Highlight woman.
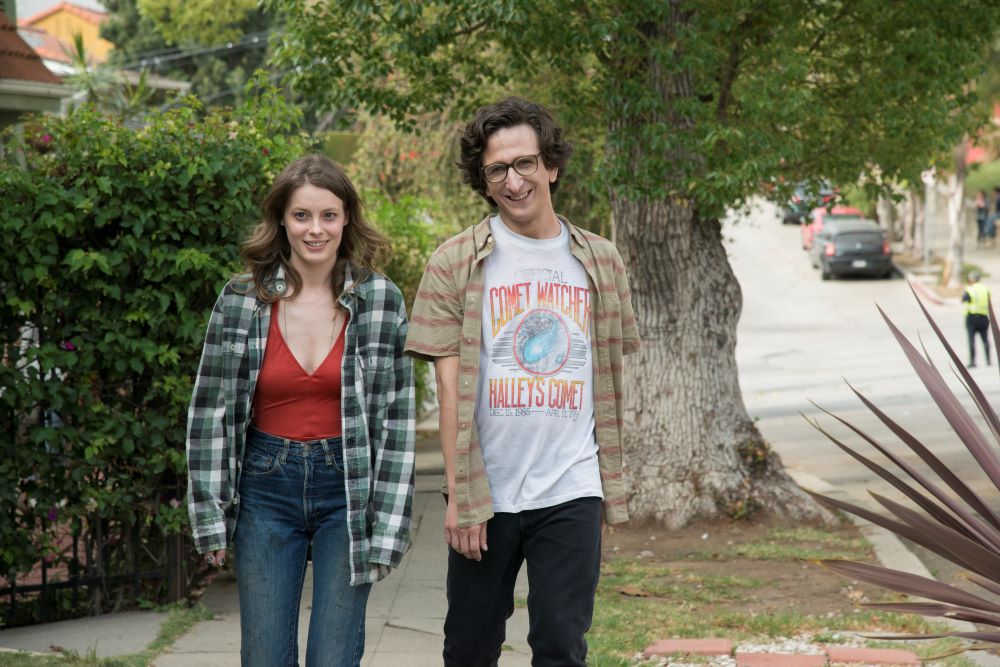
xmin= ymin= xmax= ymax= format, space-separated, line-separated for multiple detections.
xmin=186 ymin=154 xmax=415 ymax=666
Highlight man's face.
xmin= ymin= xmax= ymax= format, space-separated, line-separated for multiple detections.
xmin=482 ymin=124 xmax=558 ymax=234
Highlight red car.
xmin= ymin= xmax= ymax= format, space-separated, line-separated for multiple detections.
xmin=801 ymin=205 xmax=864 ymax=250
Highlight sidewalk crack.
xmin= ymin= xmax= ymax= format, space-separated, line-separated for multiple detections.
xmin=384 ymin=622 xmax=438 ymax=636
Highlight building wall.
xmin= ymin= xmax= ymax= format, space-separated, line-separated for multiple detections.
xmin=30 ymin=9 xmax=112 ymax=62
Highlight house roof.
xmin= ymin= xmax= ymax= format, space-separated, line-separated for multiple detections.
xmin=19 ymin=2 xmax=108 ymax=27
xmin=18 ymin=26 xmax=73 ymax=64
xmin=0 ymin=10 xmax=62 ymax=84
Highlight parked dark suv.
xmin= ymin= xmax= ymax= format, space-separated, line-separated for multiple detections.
xmin=811 ymin=218 xmax=892 ymax=280
xmin=781 ymin=183 xmax=837 ymax=225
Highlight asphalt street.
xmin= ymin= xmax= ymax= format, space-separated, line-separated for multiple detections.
xmin=727 ymin=199 xmax=1000 ymax=504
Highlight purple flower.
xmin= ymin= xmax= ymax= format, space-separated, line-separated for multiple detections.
xmin=61 ymin=340 xmax=77 ymax=351
xmin=47 ymin=506 xmax=58 ymax=521
xmin=41 ymin=134 xmax=52 ymax=144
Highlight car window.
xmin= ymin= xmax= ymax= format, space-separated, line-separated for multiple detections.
xmin=835 ymin=232 xmax=882 ymax=245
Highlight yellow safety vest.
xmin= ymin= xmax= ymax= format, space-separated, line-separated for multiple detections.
xmin=964 ymin=282 xmax=990 ymax=317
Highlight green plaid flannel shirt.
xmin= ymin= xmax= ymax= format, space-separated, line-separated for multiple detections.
xmin=186 ymin=265 xmax=415 ymax=586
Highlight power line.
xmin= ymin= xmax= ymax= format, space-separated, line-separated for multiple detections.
xmin=157 ymin=68 xmax=290 ymax=111
xmin=118 ymin=29 xmax=280 ymax=71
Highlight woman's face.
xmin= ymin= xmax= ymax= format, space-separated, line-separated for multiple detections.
xmin=282 ymin=183 xmax=347 ymax=275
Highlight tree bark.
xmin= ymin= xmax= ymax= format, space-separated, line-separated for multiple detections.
xmin=944 ymin=142 xmax=967 ymax=289
xmin=611 ymin=196 xmax=832 ymax=527
xmin=903 ymin=190 xmax=926 ymax=257
xmin=876 ymin=196 xmax=895 ymax=240
xmin=607 ymin=2 xmax=832 ymax=527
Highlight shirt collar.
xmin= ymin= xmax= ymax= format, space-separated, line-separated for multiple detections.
xmin=473 ymin=213 xmax=584 ymax=260
xmin=263 ymin=262 xmax=364 ymax=300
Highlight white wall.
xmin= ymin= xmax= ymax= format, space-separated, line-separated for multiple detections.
xmin=17 ymin=0 xmax=106 ymax=20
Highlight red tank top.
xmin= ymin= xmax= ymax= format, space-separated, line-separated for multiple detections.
xmin=252 ymin=301 xmax=344 ymax=439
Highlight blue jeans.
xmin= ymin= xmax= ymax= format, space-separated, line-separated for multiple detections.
xmin=234 ymin=426 xmax=371 ymax=667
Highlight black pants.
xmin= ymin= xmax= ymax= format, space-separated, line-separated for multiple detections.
xmin=442 ymin=496 xmax=603 ymax=667
xmin=967 ymin=314 xmax=990 ymax=365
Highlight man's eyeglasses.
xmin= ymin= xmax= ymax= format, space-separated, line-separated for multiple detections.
xmin=482 ymin=153 xmax=542 ymax=183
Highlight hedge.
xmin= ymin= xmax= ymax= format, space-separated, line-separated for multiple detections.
xmin=0 ymin=87 xmax=307 ymax=624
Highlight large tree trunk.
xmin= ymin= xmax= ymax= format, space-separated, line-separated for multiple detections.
xmin=605 ymin=2 xmax=831 ymax=527
xmin=611 ymin=197 xmax=832 ymax=526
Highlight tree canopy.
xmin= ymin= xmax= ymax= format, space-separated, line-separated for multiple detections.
xmin=270 ymin=0 xmax=998 ymax=211
xmin=269 ymin=0 xmax=1000 ymax=525
xmin=101 ymin=0 xmax=273 ymax=104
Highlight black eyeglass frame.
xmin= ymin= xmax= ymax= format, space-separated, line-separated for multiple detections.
xmin=481 ymin=153 xmax=543 ymax=184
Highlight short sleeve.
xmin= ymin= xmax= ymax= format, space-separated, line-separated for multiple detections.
xmin=404 ymin=246 xmax=464 ymax=361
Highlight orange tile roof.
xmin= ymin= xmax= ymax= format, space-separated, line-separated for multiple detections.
xmin=19 ymin=2 xmax=108 ymax=28
xmin=18 ymin=26 xmax=74 ymax=64
xmin=0 ymin=10 xmax=63 ymax=84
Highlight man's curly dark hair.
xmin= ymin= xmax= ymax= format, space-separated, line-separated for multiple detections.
xmin=457 ymin=97 xmax=574 ymax=207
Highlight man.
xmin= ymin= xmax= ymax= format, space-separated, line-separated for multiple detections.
xmin=963 ymin=270 xmax=991 ymax=368
xmin=986 ymin=186 xmax=1000 ymax=247
xmin=405 ymin=97 xmax=640 ymax=666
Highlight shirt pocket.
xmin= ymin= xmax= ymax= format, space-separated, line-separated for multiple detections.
xmin=360 ymin=350 xmax=394 ymax=415
xmin=222 ymin=332 xmax=250 ymax=398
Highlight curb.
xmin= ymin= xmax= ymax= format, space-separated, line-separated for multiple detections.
xmin=792 ymin=470 xmax=1000 ymax=667
xmin=890 ymin=259 xmax=946 ymax=306
xmin=643 ymin=639 xmax=918 ymax=665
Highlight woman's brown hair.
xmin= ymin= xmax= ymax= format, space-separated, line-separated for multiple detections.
xmin=239 ymin=154 xmax=391 ymax=302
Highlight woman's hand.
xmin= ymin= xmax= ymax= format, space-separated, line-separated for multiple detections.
xmin=204 ymin=548 xmax=227 ymax=566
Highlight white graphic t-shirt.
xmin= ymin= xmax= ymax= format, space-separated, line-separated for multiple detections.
xmin=475 ymin=216 xmax=603 ymax=512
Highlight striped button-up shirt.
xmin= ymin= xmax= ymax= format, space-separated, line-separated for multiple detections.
xmin=186 ymin=266 xmax=415 ymax=585
xmin=404 ymin=216 xmax=639 ymax=527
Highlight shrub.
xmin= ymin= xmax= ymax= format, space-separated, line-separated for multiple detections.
xmin=365 ymin=189 xmax=449 ymax=410
xmin=813 ymin=289 xmax=1000 ymax=655
xmin=0 ymin=84 xmax=306 ymax=623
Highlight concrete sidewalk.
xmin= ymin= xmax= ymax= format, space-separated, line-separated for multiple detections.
xmin=150 ymin=473 xmax=532 ymax=667
xmin=0 ymin=471 xmax=531 ymax=666
xmin=7 ymin=470 xmax=998 ymax=666
xmin=896 ymin=224 xmax=1000 ymax=306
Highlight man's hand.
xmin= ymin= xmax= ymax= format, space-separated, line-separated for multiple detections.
xmin=445 ymin=496 xmax=488 ymax=561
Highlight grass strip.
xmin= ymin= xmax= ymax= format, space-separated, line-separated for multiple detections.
xmin=589 ymin=525 xmax=980 ymax=666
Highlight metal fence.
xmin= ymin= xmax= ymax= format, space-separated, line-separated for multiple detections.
xmin=1 ymin=514 xmax=193 ymax=627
